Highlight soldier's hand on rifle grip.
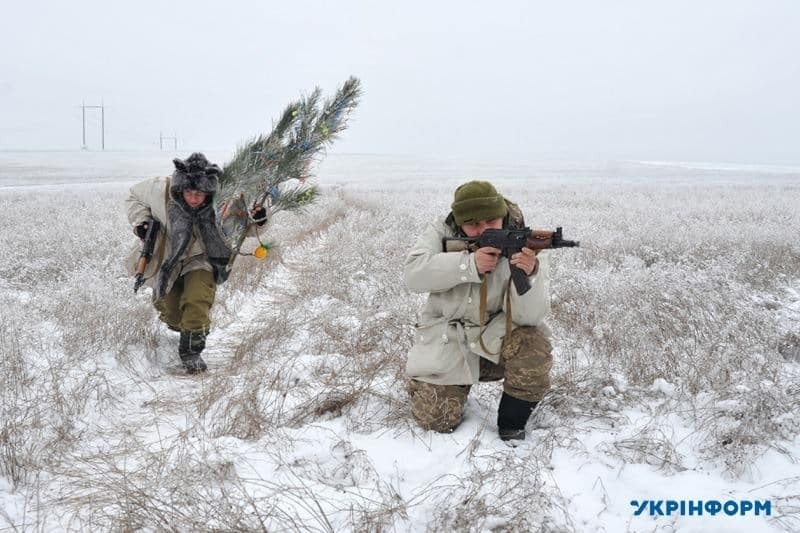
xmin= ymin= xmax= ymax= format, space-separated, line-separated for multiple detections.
xmin=510 ymin=247 xmax=539 ymax=276
xmin=134 ymin=222 xmax=149 ymax=240
xmin=474 ymin=246 xmax=502 ymax=274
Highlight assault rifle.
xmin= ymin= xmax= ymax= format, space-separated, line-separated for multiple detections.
xmin=443 ymin=227 xmax=579 ymax=295
xmin=133 ymin=218 xmax=162 ymax=293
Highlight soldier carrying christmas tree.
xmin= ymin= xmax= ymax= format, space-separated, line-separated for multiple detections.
xmin=125 ymin=152 xmax=266 ymax=373
xmin=124 ymin=77 xmax=361 ymax=374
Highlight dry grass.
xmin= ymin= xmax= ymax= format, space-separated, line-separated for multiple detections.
xmin=418 ymin=451 xmax=569 ymax=532
xmin=1 ymin=168 xmax=799 ymax=530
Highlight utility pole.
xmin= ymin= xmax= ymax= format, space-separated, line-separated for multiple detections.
xmin=101 ymin=99 xmax=105 ymax=150
xmin=80 ymin=100 xmax=106 ymax=150
xmin=160 ymin=132 xmax=178 ymax=151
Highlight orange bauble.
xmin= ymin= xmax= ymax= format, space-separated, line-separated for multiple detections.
xmin=253 ymin=246 xmax=269 ymax=259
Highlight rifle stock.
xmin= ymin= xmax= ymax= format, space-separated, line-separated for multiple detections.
xmin=133 ymin=218 xmax=162 ymax=293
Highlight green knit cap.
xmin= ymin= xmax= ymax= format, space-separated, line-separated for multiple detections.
xmin=451 ymin=180 xmax=508 ymax=225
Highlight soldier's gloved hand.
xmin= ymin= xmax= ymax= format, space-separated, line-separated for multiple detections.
xmin=251 ymin=206 xmax=267 ymax=226
xmin=134 ymin=222 xmax=149 ymax=240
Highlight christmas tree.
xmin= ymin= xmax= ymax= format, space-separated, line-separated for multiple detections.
xmin=215 ymin=76 xmax=362 ymax=264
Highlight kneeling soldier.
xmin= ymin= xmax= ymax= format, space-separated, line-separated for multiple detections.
xmin=404 ymin=181 xmax=553 ymax=441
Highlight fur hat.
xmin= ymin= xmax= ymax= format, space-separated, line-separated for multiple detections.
xmin=170 ymin=153 xmax=221 ymax=202
xmin=451 ymin=180 xmax=508 ymax=225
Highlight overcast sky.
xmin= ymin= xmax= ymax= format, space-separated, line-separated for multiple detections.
xmin=1 ymin=0 xmax=798 ymax=164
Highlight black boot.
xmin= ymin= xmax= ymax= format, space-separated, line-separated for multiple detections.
xmin=497 ymin=392 xmax=538 ymax=441
xmin=179 ymin=330 xmax=208 ymax=374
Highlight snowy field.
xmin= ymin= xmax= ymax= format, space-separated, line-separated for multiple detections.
xmin=1 ymin=151 xmax=799 ymax=531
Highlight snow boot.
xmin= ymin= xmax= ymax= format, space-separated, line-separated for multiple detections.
xmin=179 ymin=330 xmax=208 ymax=374
xmin=497 ymin=392 xmax=538 ymax=441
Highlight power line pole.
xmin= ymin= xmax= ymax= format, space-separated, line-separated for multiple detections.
xmin=101 ymin=99 xmax=105 ymax=150
xmin=160 ymin=132 xmax=178 ymax=151
xmin=80 ymin=100 xmax=105 ymax=150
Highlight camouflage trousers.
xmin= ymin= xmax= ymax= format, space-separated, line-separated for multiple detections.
xmin=408 ymin=326 xmax=552 ymax=433
xmin=153 ymin=269 xmax=216 ymax=333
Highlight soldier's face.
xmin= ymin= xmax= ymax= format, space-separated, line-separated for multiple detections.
xmin=183 ymin=189 xmax=208 ymax=208
xmin=461 ymin=217 xmax=503 ymax=237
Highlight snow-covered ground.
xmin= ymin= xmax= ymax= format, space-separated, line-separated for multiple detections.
xmin=1 ymin=151 xmax=799 ymax=531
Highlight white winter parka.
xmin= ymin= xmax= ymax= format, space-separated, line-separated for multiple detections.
xmin=404 ymin=216 xmax=551 ymax=385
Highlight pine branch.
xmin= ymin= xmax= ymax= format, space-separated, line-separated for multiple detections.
xmin=218 ymin=78 xmax=360 ymax=212
xmin=274 ymin=77 xmax=362 ymax=186
xmin=214 ymin=77 xmax=361 ymax=254
xmin=269 ymin=184 xmax=320 ymax=213
xmin=218 ymin=102 xmax=300 ymax=201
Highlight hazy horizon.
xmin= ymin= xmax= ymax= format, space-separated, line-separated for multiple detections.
xmin=2 ymin=1 xmax=799 ymax=166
